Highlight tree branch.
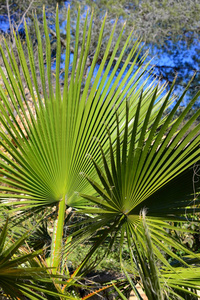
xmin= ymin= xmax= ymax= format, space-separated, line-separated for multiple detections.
xmin=16 ymin=0 xmax=35 ymax=32
xmin=47 ymin=24 xmax=74 ymax=53
xmin=153 ymin=64 xmax=200 ymax=73
xmin=6 ymin=0 xmax=14 ymax=42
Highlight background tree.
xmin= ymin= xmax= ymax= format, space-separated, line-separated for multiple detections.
xmin=0 ymin=0 xmax=200 ymax=101
xmin=71 ymin=0 xmax=200 ymax=102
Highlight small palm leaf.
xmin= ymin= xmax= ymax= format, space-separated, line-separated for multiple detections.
xmin=0 ymin=220 xmax=72 ymax=299
xmin=28 ymin=221 xmax=51 ymax=255
xmin=113 ymin=216 xmax=200 ymax=300
xmin=79 ymin=83 xmax=200 ymax=265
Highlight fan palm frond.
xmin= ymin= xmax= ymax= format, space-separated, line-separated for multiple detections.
xmin=0 ymin=6 xmax=171 ymax=270
xmin=78 ymin=84 xmax=200 ymax=267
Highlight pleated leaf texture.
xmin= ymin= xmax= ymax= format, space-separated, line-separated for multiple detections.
xmin=77 ymin=90 xmax=200 ymax=273
xmin=0 ymin=6 xmax=199 ymax=216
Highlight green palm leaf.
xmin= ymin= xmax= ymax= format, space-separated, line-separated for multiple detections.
xmin=0 ymin=6 xmax=166 ymax=209
xmin=0 ymin=6 xmax=171 ymax=270
xmin=0 ymin=220 xmax=73 ymax=299
xmin=79 ymin=84 xmax=200 ymax=265
xmin=113 ymin=216 xmax=200 ymax=300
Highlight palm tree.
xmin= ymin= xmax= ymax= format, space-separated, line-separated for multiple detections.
xmin=0 ymin=6 xmax=199 ymax=297
xmin=0 ymin=6 xmax=169 ymax=271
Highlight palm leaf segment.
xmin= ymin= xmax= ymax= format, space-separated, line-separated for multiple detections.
xmin=81 ymin=88 xmax=200 ymax=214
xmin=0 ymin=6 xmax=168 ymax=211
xmin=0 ymin=219 xmax=67 ymax=299
xmin=79 ymin=81 xmax=200 ymax=266
xmin=114 ymin=216 xmax=200 ymax=300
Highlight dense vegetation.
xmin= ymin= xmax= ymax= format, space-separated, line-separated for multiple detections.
xmin=0 ymin=4 xmax=200 ymax=300
xmin=1 ymin=0 xmax=200 ymax=100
